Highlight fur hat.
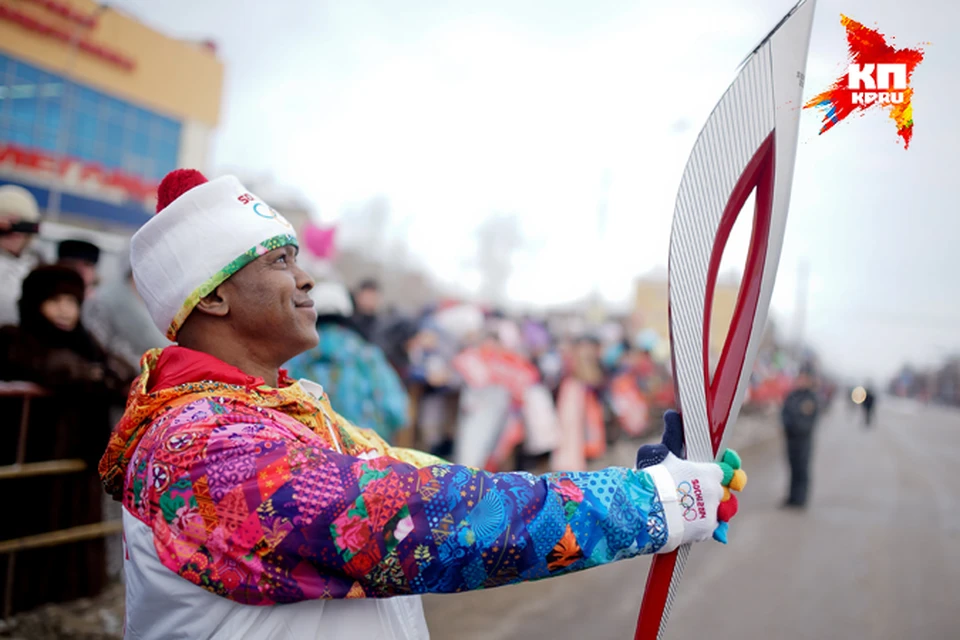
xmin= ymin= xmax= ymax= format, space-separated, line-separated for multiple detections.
xmin=58 ymin=239 xmax=101 ymax=264
xmin=19 ymin=265 xmax=86 ymax=320
xmin=0 ymin=184 xmax=40 ymax=222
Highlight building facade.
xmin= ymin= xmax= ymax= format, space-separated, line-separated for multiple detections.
xmin=633 ymin=275 xmax=740 ymax=362
xmin=0 ymin=0 xmax=223 ymax=235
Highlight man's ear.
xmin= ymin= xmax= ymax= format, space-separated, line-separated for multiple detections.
xmin=193 ymin=286 xmax=229 ymax=318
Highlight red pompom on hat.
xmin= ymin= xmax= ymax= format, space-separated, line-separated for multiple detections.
xmin=156 ymin=169 xmax=208 ymax=213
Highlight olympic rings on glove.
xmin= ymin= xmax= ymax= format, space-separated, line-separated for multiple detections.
xmin=677 ymin=481 xmax=705 ymax=522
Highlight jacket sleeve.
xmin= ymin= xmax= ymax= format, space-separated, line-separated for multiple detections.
xmin=144 ymin=418 xmax=667 ymax=605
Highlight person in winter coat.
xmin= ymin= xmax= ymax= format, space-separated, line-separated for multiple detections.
xmin=0 ymin=265 xmax=135 ymax=397
xmin=80 ymin=260 xmax=170 ymax=580
xmin=83 ymin=268 xmax=172 ymax=371
xmin=408 ymin=304 xmax=480 ymax=457
xmin=377 ymin=314 xmax=422 ymax=379
xmin=861 ymin=385 xmax=876 ymax=427
xmin=285 ymin=280 xmax=409 ymax=443
xmin=350 ymin=277 xmax=382 ymax=343
xmin=0 ymin=185 xmax=43 ymax=327
xmin=522 ymin=318 xmax=563 ymax=394
xmin=552 ymin=334 xmax=608 ymax=471
xmin=57 ymin=239 xmax=102 ymax=300
xmin=0 ymin=265 xmax=135 ymax=613
xmin=99 ymin=169 xmax=746 ymax=640
xmin=452 ymin=324 xmax=554 ymax=473
xmin=606 ymin=340 xmax=654 ymax=440
xmin=780 ymin=366 xmax=820 ymax=509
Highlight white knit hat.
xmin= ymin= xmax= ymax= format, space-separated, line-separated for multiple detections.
xmin=433 ymin=304 xmax=485 ymax=342
xmin=310 ymin=280 xmax=353 ymax=317
xmin=130 ymin=169 xmax=298 ymax=340
xmin=0 ymin=185 xmax=40 ymax=222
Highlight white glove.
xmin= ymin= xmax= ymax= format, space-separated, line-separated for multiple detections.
xmin=637 ymin=410 xmax=746 ymax=552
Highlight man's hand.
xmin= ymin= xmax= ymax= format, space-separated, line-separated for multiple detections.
xmin=636 ymin=410 xmax=746 ymax=550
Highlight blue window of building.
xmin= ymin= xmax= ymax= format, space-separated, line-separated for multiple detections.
xmin=0 ymin=52 xmax=181 ymax=182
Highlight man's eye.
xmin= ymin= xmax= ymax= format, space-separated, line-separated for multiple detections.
xmin=276 ymin=255 xmax=288 ymax=264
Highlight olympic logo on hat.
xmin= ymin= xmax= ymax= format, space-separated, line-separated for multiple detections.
xmin=253 ymin=202 xmax=293 ymax=230
xmin=677 ymin=480 xmax=706 ymax=522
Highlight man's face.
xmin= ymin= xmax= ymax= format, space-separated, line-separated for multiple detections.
xmin=355 ymin=287 xmax=380 ymax=315
xmin=218 ymin=245 xmax=318 ymax=362
xmin=0 ymin=215 xmax=32 ymax=257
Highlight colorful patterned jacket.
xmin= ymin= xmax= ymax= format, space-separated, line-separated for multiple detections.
xmin=100 ymin=346 xmax=669 ymax=639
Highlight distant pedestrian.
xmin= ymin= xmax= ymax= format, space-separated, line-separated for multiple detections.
xmin=286 ymin=280 xmax=410 ymax=443
xmin=83 ymin=267 xmax=171 ymax=371
xmin=350 ymin=277 xmax=382 ymax=342
xmin=0 ymin=185 xmax=43 ymax=326
xmin=57 ymin=239 xmax=101 ymax=300
xmin=862 ymin=386 xmax=876 ymax=427
xmin=0 ymin=265 xmax=134 ymax=612
xmin=781 ymin=367 xmax=820 ymax=509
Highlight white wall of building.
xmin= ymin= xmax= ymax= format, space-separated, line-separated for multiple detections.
xmin=178 ymin=120 xmax=213 ymax=172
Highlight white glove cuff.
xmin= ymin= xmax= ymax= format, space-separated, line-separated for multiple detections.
xmin=645 ymin=463 xmax=684 ymax=554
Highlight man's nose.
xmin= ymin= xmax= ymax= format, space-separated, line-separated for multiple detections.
xmin=294 ymin=264 xmax=315 ymax=292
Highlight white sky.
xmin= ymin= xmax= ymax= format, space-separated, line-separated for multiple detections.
xmin=111 ymin=0 xmax=960 ymax=381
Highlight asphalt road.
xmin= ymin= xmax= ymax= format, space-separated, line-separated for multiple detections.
xmin=422 ymin=399 xmax=960 ymax=640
